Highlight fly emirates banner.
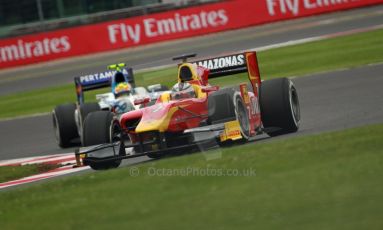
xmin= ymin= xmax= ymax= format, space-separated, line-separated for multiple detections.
xmin=1 ymin=0 xmax=382 ymax=69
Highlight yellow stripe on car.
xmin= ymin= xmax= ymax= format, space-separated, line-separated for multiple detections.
xmin=135 ymin=107 xmax=179 ymax=133
xmin=220 ymin=120 xmax=242 ymax=142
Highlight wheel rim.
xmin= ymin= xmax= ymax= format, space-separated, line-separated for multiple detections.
xmin=235 ymin=97 xmax=250 ymax=139
xmin=52 ymin=111 xmax=61 ymax=144
xmin=110 ymin=121 xmax=121 ymax=143
xmin=289 ymin=85 xmax=300 ymax=126
xmin=77 ymin=111 xmax=85 ymax=137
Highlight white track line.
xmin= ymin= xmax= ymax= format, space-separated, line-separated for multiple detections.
xmin=0 ymin=165 xmax=89 ymax=189
xmin=0 ymin=152 xmax=75 ymax=166
xmin=245 ymin=24 xmax=383 ymax=53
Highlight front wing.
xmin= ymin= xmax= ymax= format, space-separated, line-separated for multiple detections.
xmin=74 ymin=120 xmax=243 ymax=167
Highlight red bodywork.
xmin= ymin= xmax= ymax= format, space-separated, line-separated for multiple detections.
xmin=119 ymin=52 xmax=262 ymax=143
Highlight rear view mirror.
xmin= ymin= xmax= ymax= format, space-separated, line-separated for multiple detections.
xmin=201 ymin=86 xmax=219 ymax=93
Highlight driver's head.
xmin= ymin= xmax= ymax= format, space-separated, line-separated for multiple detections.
xmin=114 ymin=82 xmax=131 ymax=97
xmin=172 ymin=82 xmax=191 ymax=92
xmin=171 ymin=82 xmax=195 ymax=99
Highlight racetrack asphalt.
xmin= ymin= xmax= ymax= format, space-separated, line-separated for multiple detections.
xmin=0 ymin=5 xmax=383 ymax=162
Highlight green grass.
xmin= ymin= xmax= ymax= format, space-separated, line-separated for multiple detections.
xmin=1 ymin=28 xmax=383 ymax=119
xmin=1 ymin=124 xmax=383 ymax=229
xmin=0 ymin=164 xmax=59 ymax=183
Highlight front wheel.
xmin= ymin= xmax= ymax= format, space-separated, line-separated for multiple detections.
xmin=82 ymin=111 xmax=123 ymax=170
xmin=52 ymin=103 xmax=79 ymax=148
xmin=260 ymin=78 xmax=300 ymax=136
xmin=77 ymin=102 xmax=101 ymax=139
xmin=234 ymin=93 xmax=250 ymax=140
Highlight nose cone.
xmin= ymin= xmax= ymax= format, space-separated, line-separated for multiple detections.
xmin=135 ymin=104 xmax=178 ymax=133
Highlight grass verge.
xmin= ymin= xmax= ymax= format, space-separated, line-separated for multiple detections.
xmin=0 ymin=164 xmax=59 ymax=183
xmin=1 ymin=124 xmax=382 ymax=229
xmin=1 ymin=28 xmax=383 ymax=119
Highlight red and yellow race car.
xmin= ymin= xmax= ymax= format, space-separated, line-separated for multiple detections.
xmin=75 ymin=51 xmax=300 ymax=170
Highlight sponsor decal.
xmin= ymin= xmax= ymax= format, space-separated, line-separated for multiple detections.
xmin=107 ymin=9 xmax=228 ymax=44
xmin=227 ymin=130 xmax=241 ymax=138
xmin=79 ymin=69 xmax=129 ymax=85
xmin=266 ymin=0 xmax=363 ymax=16
xmin=193 ymin=54 xmax=245 ymax=70
xmin=250 ymin=96 xmax=261 ymax=116
xmin=240 ymin=84 xmax=251 ymax=104
xmin=0 ymin=36 xmax=70 ymax=63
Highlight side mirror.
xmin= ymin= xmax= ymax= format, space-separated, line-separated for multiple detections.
xmin=134 ymin=97 xmax=150 ymax=106
xmin=201 ymin=86 xmax=219 ymax=93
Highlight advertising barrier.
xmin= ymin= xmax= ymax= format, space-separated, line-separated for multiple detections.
xmin=1 ymin=0 xmax=382 ymax=69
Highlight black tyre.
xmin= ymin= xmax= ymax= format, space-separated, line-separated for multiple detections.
xmin=78 ymin=102 xmax=100 ymax=137
xmin=52 ymin=103 xmax=79 ymax=148
xmin=207 ymin=87 xmax=236 ymax=125
xmin=260 ymin=78 xmax=300 ymax=136
xmin=82 ymin=111 xmax=122 ymax=170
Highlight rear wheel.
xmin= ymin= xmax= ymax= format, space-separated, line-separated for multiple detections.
xmin=260 ymin=78 xmax=300 ymax=136
xmin=52 ymin=103 xmax=79 ymax=148
xmin=82 ymin=111 xmax=123 ymax=170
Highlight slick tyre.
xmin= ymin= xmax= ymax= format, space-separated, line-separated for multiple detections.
xmin=207 ymin=87 xmax=236 ymax=124
xmin=260 ymin=78 xmax=300 ymax=136
xmin=78 ymin=102 xmax=100 ymax=138
xmin=52 ymin=103 xmax=79 ymax=148
xmin=82 ymin=111 xmax=122 ymax=170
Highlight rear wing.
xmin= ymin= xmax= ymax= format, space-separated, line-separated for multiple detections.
xmin=74 ymin=68 xmax=134 ymax=104
xmin=192 ymin=51 xmax=262 ymax=92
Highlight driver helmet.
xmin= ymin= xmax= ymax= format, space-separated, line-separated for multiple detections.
xmin=114 ymin=82 xmax=131 ymax=97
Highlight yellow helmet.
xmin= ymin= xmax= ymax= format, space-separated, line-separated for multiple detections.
xmin=114 ymin=82 xmax=131 ymax=97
